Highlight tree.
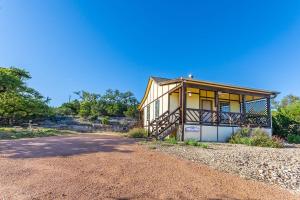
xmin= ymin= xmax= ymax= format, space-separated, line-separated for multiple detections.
xmin=124 ymin=105 xmax=139 ymax=118
xmin=100 ymin=89 xmax=138 ymax=117
xmin=57 ymin=89 xmax=139 ymax=120
xmin=272 ymin=94 xmax=300 ymax=137
xmin=56 ymin=100 xmax=80 ymax=116
xmin=272 ymin=94 xmax=300 ymax=110
xmin=74 ymin=91 xmax=100 ymax=119
xmin=0 ymin=67 xmax=31 ymax=93
xmin=0 ymin=67 xmax=51 ymax=125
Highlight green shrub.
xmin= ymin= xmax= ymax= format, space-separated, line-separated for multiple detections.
xmin=185 ymin=139 xmax=198 ymax=146
xmin=270 ymin=136 xmax=285 ymax=148
xmin=0 ymin=127 xmax=17 ymax=133
xmin=0 ymin=128 xmax=63 ymax=140
xmin=197 ymin=143 xmax=209 ymax=148
xmin=128 ymin=128 xmax=147 ymax=138
xmin=101 ymin=116 xmax=110 ymax=125
xmin=229 ymin=127 xmax=251 ymax=144
xmin=184 ymin=139 xmax=208 ymax=148
xmin=229 ymin=128 xmax=283 ymax=148
xmin=250 ymin=129 xmax=273 ymax=147
xmin=272 ymin=96 xmax=300 ymax=138
xmin=164 ymin=137 xmax=177 ymax=144
xmin=287 ymin=134 xmax=300 ymax=144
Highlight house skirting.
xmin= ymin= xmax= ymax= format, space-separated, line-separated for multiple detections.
xmin=182 ymin=124 xmax=272 ymax=142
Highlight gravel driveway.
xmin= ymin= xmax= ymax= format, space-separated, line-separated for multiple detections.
xmin=148 ymin=142 xmax=300 ymax=193
xmin=0 ymin=134 xmax=298 ymax=200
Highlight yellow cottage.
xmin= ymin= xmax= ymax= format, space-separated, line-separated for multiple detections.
xmin=138 ymin=76 xmax=279 ymax=142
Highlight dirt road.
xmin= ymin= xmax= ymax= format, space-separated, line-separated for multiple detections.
xmin=0 ymin=134 xmax=298 ymax=200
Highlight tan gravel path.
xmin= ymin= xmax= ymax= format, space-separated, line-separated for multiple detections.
xmin=0 ymin=133 xmax=298 ymax=200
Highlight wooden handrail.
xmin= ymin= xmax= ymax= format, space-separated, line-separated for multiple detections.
xmin=148 ymin=107 xmax=181 ymax=138
xmin=148 ymin=110 xmax=169 ymax=126
xmin=185 ymin=108 xmax=270 ymax=127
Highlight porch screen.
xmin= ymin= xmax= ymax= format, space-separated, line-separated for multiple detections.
xmin=245 ymin=99 xmax=267 ymax=115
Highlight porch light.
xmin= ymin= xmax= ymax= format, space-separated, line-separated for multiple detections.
xmin=188 ymin=92 xmax=192 ymax=97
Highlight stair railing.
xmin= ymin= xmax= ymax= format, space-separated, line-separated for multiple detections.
xmin=148 ymin=107 xmax=181 ymax=139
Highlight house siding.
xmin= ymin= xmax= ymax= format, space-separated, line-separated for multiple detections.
xmin=141 ymin=80 xmax=178 ymax=127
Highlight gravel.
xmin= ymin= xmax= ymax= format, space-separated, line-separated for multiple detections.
xmin=148 ymin=142 xmax=300 ymax=193
xmin=2 ymin=134 xmax=298 ymax=200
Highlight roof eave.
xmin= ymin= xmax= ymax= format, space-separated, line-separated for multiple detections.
xmin=183 ymin=79 xmax=278 ymax=96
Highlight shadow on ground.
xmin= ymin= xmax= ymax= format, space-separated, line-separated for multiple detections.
xmin=0 ymin=134 xmax=134 ymax=159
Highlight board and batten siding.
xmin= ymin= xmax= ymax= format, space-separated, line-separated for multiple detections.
xmin=141 ymin=80 xmax=179 ymax=127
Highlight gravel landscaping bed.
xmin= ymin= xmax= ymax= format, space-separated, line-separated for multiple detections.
xmin=146 ymin=142 xmax=300 ymax=193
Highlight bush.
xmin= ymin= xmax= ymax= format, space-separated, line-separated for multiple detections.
xmin=271 ymin=136 xmax=285 ymax=148
xmin=128 ymin=128 xmax=147 ymax=138
xmin=184 ymin=139 xmax=208 ymax=148
xmin=250 ymin=129 xmax=273 ymax=147
xmin=272 ymin=113 xmax=300 ymax=138
xmin=101 ymin=116 xmax=110 ymax=125
xmin=229 ymin=128 xmax=283 ymax=148
xmin=287 ymin=134 xmax=300 ymax=144
xmin=164 ymin=137 xmax=177 ymax=144
xmin=272 ymin=96 xmax=300 ymax=138
xmin=184 ymin=139 xmax=198 ymax=146
xmin=229 ymin=127 xmax=251 ymax=144
xmin=0 ymin=128 xmax=63 ymax=140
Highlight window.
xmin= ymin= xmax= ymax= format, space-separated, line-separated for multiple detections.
xmin=219 ymin=102 xmax=230 ymax=112
xmin=155 ymin=100 xmax=160 ymax=118
xmin=146 ymin=105 xmax=150 ymax=121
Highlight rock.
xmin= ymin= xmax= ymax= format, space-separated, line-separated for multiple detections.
xmin=149 ymin=142 xmax=300 ymax=193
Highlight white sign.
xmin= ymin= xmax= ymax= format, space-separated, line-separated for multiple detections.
xmin=185 ymin=126 xmax=200 ymax=132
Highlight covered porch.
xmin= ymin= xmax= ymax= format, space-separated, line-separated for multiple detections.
xmin=169 ymin=81 xmax=273 ymax=129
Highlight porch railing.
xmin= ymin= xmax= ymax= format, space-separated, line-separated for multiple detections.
xmin=186 ymin=108 xmax=270 ymax=127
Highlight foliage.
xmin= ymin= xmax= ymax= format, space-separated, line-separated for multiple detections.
xmin=128 ymin=128 xmax=147 ymax=138
xmin=101 ymin=116 xmax=110 ymax=125
xmin=0 ymin=67 xmax=139 ymax=125
xmin=0 ymin=127 xmax=65 ymax=140
xmin=229 ymin=128 xmax=284 ymax=148
xmin=0 ymin=67 xmax=51 ymax=125
xmin=164 ymin=137 xmax=178 ymax=144
xmin=250 ymin=129 xmax=283 ymax=148
xmin=273 ymin=95 xmax=300 ymax=110
xmin=287 ymin=134 xmax=300 ymax=144
xmin=184 ymin=139 xmax=208 ymax=148
xmin=124 ymin=105 xmax=139 ymax=118
xmin=0 ymin=67 xmax=31 ymax=92
xmin=55 ymin=100 xmax=80 ymax=116
xmin=56 ymin=90 xmax=139 ymax=120
xmin=228 ymin=127 xmax=251 ymax=144
xmin=272 ymin=94 xmax=300 ymax=138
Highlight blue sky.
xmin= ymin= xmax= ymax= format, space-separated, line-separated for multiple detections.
xmin=1 ymin=0 xmax=300 ymax=106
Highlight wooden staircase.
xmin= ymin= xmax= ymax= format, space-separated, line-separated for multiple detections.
xmin=148 ymin=107 xmax=181 ymax=140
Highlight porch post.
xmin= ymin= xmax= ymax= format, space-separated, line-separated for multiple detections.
xmin=242 ymin=95 xmax=246 ymax=126
xmin=181 ymin=82 xmax=187 ymax=141
xmin=147 ymin=120 xmax=150 ymax=137
xmin=266 ymin=96 xmax=272 ymax=128
xmin=215 ymin=91 xmax=219 ymax=125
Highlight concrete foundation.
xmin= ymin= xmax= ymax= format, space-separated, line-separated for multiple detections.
xmin=183 ymin=124 xmax=272 ymax=142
